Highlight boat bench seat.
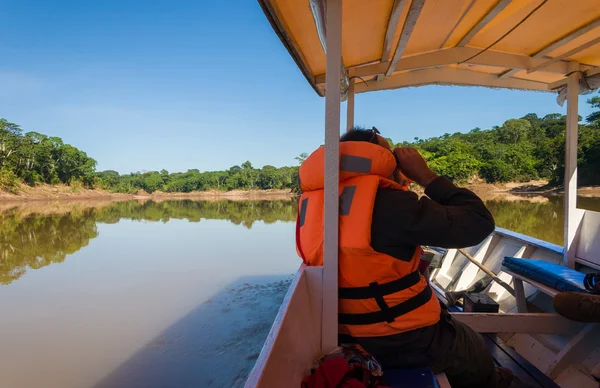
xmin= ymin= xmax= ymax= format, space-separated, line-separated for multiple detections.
xmin=383 ymin=368 xmax=443 ymax=388
xmin=502 ymin=257 xmax=590 ymax=294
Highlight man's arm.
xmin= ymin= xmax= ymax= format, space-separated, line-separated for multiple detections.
xmin=372 ymin=178 xmax=495 ymax=249
xmin=371 ymin=147 xmax=495 ymax=251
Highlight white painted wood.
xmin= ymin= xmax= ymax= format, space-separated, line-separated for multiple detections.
xmin=322 ymin=0 xmax=342 ymax=354
xmin=355 ymin=67 xmax=550 ymax=93
xmin=385 ymin=0 xmax=425 ymax=77
xmin=346 ymin=77 xmax=355 ymax=131
xmin=434 ymin=242 xmax=486 ymax=289
xmin=591 ymin=362 xmax=600 ymax=381
xmin=529 ymin=247 xmax=563 ymax=265
xmin=576 ymin=210 xmax=600 ymax=267
xmin=488 ymin=245 xmax=535 ymax=301
xmin=585 ymin=66 xmax=600 ymax=78
xmin=345 ymin=47 xmax=577 ymax=81
xmin=436 ymin=248 xmax=458 ymax=288
xmin=429 ymin=281 xmax=449 ymax=305
xmin=381 ymin=0 xmax=406 ymax=63
xmin=549 ymin=66 xmax=600 ymax=90
xmin=451 ymin=313 xmax=583 ymax=334
xmin=377 ymin=0 xmax=406 ymax=81
xmin=511 ymin=246 xmax=531 ymax=315
xmin=514 ymin=278 xmax=527 ymax=313
xmin=308 ymin=0 xmax=349 ymax=92
xmin=532 ymin=334 xmax=562 ymax=354
xmin=455 ymin=234 xmax=500 ymax=291
xmin=500 ymin=16 xmax=600 ymax=79
xmin=509 ymin=334 xmax=562 ymax=374
xmin=457 ymin=0 xmax=511 ymax=47
xmin=502 ymin=270 xmax=559 ymax=297
xmin=247 ymin=266 xmax=323 ymax=388
xmin=377 ymin=0 xmax=406 ymax=82
xmin=528 ymin=36 xmax=600 ymax=74
xmin=564 ymin=71 xmax=585 ymax=268
xmin=576 ymin=257 xmax=600 ymax=271
xmin=457 ymin=247 xmax=516 ymax=296
xmin=436 ymin=373 xmax=452 ymax=388
xmin=305 ymin=266 xmax=324 ymax=350
xmin=547 ymin=324 xmax=600 ymax=379
xmin=487 ymin=271 xmax=515 ymax=302
xmin=581 ymin=344 xmax=600 ymax=377
xmin=555 ymin=365 xmax=600 ymax=388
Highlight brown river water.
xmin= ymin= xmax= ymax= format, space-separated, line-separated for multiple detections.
xmin=0 ymin=196 xmax=599 ymax=387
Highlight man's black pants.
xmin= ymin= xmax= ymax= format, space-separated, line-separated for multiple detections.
xmin=344 ymin=309 xmax=497 ymax=388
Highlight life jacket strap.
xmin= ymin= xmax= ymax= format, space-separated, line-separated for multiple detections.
xmin=338 ymin=286 xmax=433 ymax=325
xmin=338 ymin=271 xmax=420 ymax=299
xmin=369 ymin=282 xmax=395 ymax=323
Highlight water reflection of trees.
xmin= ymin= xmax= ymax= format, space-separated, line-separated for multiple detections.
xmin=485 ymin=198 xmax=564 ymax=245
xmin=0 ymin=200 xmax=297 ymax=285
xmin=485 ymin=196 xmax=600 ymax=246
xmin=3 ymin=196 xmax=599 ymax=285
xmin=97 ymin=200 xmax=297 ymax=228
xmin=0 ymin=208 xmax=99 ymax=284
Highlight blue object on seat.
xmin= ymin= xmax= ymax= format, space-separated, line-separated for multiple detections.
xmin=384 ymin=368 xmax=440 ymax=388
xmin=502 ymin=257 xmax=589 ymax=293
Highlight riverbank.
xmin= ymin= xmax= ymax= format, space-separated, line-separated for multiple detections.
xmin=1 ymin=181 xmax=599 ymax=202
xmin=0 ymin=184 xmax=295 ymax=202
xmin=415 ymin=179 xmax=600 ymax=202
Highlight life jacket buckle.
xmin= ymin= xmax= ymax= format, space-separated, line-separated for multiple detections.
xmin=369 ymin=282 xmax=396 ymax=323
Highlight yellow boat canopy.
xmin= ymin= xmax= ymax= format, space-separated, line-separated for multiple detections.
xmin=259 ymin=0 xmax=600 ymax=97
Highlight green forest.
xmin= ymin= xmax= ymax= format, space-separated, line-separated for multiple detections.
xmin=1 ymin=94 xmax=599 ymax=193
xmin=386 ymin=94 xmax=600 ymax=185
xmin=394 ymin=95 xmax=600 ymax=185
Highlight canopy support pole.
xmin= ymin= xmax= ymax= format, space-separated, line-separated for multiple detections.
xmin=346 ymin=77 xmax=355 ymax=132
xmin=322 ymin=0 xmax=342 ymax=354
xmin=564 ymin=71 xmax=583 ymax=268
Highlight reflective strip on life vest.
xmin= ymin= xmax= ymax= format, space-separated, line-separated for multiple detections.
xmin=340 ymin=154 xmax=372 ymax=173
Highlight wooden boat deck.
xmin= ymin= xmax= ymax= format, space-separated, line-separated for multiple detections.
xmin=444 ymin=301 xmax=559 ymax=388
xmin=484 ymin=334 xmax=559 ymax=388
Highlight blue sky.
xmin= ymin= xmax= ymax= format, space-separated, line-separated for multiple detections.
xmin=1 ymin=1 xmax=594 ymax=174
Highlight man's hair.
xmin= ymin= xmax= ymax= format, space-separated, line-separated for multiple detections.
xmin=340 ymin=128 xmax=378 ymax=144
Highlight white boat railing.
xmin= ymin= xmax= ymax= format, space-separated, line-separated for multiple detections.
xmin=245 ymin=265 xmax=323 ymax=388
xmin=252 ymin=0 xmax=600 ymax=385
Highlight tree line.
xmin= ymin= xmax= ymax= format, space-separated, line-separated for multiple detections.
xmin=0 ymin=117 xmax=299 ymax=193
xmin=1 ymin=94 xmax=598 ymax=192
xmin=0 ymin=118 xmax=97 ymax=192
xmin=96 ymin=162 xmax=300 ymax=194
xmin=385 ymin=95 xmax=600 ymax=185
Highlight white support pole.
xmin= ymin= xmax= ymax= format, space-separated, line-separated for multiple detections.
xmin=346 ymin=77 xmax=355 ymax=132
xmin=322 ymin=0 xmax=342 ymax=354
xmin=564 ymin=71 xmax=582 ymax=268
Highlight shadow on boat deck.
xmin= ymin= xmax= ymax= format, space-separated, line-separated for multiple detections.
xmin=94 ymin=274 xmax=293 ymax=388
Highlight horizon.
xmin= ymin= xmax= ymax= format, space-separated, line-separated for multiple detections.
xmin=1 ymin=0 xmax=595 ymax=175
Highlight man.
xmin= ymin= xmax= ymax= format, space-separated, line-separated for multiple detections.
xmin=296 ymin=128 xmax=513 ymax=388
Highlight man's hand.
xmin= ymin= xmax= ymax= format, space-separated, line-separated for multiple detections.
xmin=393 ymin=147 xmax=439 ymax=187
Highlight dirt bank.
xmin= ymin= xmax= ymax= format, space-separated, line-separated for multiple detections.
xmin=2 ymin=181 xmax=599 ymax=204
xmin=0 ymin=184 xmax=295 ymax=202
xmin=134 ymin=189 xmax=295 ymax=201
xmin=416 ymin=180 xmax=600 ymax=202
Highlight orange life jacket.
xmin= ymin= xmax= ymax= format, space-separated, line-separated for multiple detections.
xmin=296 ymin=141 xmax=441 ymax=338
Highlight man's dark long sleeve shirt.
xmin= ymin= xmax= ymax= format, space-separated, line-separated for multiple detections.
xmin=370 ymin=176 xmax=495 ymax=261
